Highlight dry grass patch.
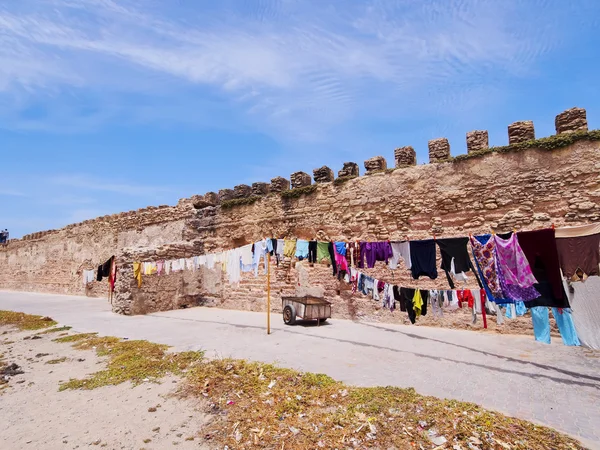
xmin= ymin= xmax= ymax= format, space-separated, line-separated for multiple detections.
xmin=0 ymin=311 xmax=57 ymax=330
xmin=56 ymin=334 xmax=203 ymax=391
xmin=184 ymin=359 xmax=585 ymax=450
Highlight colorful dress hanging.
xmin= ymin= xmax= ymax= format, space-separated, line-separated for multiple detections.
xmin=494 ymin=234 xmax=540 ymax=302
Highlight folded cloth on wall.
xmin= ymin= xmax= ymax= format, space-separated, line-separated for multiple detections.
xmin=409 ymin=239 xmax=438 ymax=280
xmin=555 ymin=233 xmax=600 ymax=279
xmin=517 ymin=229 xmax=564 ymax=300
xmin=389 ymin=241 xmax=411 ymax=270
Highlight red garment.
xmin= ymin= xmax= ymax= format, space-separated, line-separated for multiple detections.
xmin=480 ymin=288 xmax=487 ymax=329
xmin=457 ymin=289 xmax=475 ymax=308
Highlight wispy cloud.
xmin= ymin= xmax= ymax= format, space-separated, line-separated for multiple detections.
xmin=0 ymin=189 xmax=27 ymax=197
xmin=50 ymin=174 xmax=172 ymax=196
xmin=0 ymin=0 xmax=589 ymax=140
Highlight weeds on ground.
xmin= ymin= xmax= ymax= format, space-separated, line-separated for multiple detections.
xmin=0 ymin=311 xmax=57 ymax=330
xmin=57 ymin=334 xmax=204 ymax=391
xmin=46 ymin=357 xmax=68 ymax=365
xmin=183 ymin=358 xmax=585 ymax=450
xmin=38 ymin=326 xmax=72 ymax=334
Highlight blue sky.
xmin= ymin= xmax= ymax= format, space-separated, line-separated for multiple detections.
xmin=1 ymin=0 xmax=599 ymax=238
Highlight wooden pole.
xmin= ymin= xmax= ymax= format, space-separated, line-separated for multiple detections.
xmin=267 ymin=252 xmax=271 ymax=335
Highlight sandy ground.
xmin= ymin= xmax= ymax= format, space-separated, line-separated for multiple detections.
xmin=0 ymin=326 xmax=209 ymax=450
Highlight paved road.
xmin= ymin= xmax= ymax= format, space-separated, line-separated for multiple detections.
xmin=2 ymin=291 xmax=599 ymax=448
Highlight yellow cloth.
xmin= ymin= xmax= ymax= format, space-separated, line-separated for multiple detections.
xmin=133 ymin=262 xmax=142 ymax=288
xmin=413 ymin=289 xmax=423 ymax=318
xmin=283 ymin=240 xmax=296 ymax=258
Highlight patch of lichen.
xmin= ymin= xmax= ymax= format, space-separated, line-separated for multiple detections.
xmin=183 ymin=359 xmax=584 ymax=450
xmin=280 ymin=185 xmax=317 ymax=199
xmin=0 ymin=311 xmax=57 ymax=330
xmin=58 ymin=335 xmax=204 ymax=391
xmin=46 ymin=357 xmax=68 ymax=365
xmin=333 ymin=175 xmax=358 ymax=186
xmin=221 ymin=196 xmax=261 ymax=209
xmin=453 ymin=129 xmax=600 ymax=162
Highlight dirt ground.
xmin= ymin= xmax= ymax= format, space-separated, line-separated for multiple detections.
xmin=0 ymin=326 xmax=208 ymax=450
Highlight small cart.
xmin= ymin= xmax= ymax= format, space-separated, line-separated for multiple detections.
xmin=282 ymin=296 xmax=332 ymax=326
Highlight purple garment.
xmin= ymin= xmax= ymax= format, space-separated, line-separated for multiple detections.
xmin=359 ymin=241 xmax=393 ymax=268
xmin=494 ymin=234 xmax=540 ymax=302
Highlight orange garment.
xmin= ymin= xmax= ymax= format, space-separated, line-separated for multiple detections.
xmin=133 ymin=262 xmax=142 ymax=288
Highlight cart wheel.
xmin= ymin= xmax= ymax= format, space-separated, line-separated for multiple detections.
xmin=283 ymin=305 xmax=296 ymax=325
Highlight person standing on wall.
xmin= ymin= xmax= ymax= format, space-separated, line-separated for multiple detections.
xmin=1 ymin=229 xmax=8 ymax=245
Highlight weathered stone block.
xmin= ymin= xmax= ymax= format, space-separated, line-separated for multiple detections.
xmin=191 ymin=194 xmax=217 ymax=209
xmin=466 ymin=130 xmax=489 ymax=153
xmin=252 ymin=182 xmax=270 ymax=196
xmin=313 ymin=166 xmax=334 ymax=183
xmin=338 ymin=162 xmax=359 ymax=178
xmin=364 ymin=156 xmax=387 ymax=174
xmin=270 ymin=177 xmax=290 ymax=192
xmin=204 ymin=192 xmax=218 ymax=205
xmin=555 ymin=107 xmax=588 ymax=134
xmin=218 ymin=189 xmax=235 ymax=202
xmin=428 ymin=138 xmax=450 ymax=163
xmin=290 ymin=171 xmax=312 ymax=189
xmin=508 ymin=121 xmax=535 ymax=145
xmin=234 ymin=184 xmax=253 ymax=199
xmin=394 ymin=147 xmax=416 ymax=167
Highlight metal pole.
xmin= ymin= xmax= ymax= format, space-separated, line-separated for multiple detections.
xmin=267 ymin=252 xmax=271 ymax=335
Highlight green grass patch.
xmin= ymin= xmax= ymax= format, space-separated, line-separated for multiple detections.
xmin=38 ymin=326 xmax=72 ymax=334
xmin=46 ymin=357 xmax=68 ymax=365
xmin=453 ymin=129 xmax=600 ymax=162
xmin=221 ymin=196 xmax=261 ymax=209
xmin=333 ymin=175 xmax=357 ymax=186
xmin=183 ymin=358 xmax=585 ymax=450
xmin=58 ymin=334 xmax=204 ymax=391
xmin=280 ymin=185 xmax=317 ymax=199
xmin=0 ymin=311 xmax=57 ymax=330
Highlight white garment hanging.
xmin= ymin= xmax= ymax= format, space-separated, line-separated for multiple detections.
xmin=564 ymin=276 xmax=600 ymax=349
xmin=389 ymin=241 xmax=411 ymax=269
xmin=240 ymin=244 xmax=254 ymax=266
xmin=450 ymin=257 xmax=469 ymax=282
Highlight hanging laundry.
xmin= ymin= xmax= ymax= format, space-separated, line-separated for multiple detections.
xmin=419 ymin=290 xmax=429 ymax=316
xmin=518 ymin=228 xmax=566 ymax=303
xmin=359 ymin=241 xmax=393 ymax=269
xmin=164 ymin=260 xmax=172 ymax=275
xmin=563 ymin=276 xmax=600 ymax=349
xmin=345 ymin=242 xmax=360 ymax=268
xmin=282 ymin=239 xmax=296 ymax=258
xmin=393 ymin=286 xmax=405 ymax=312
xmin=327 ymin=242 xmax=338 ymax=276
xmin=350 ymin=268 xmax=359 ymax=293
xmin=409 ymin=240 xmax=438 ymax=280
xmin=240 ymin=244 xmax=254 ymax=266
xmin=373 ymin=278 xmax=380 ymax=301
xmin=457 ymin=289 xmax=475 ymax=308
xmin=308 ymin=241 xmax=318 ymax=263
xmin=253 ymin=240 xmax=269 ymax=276
xmin=82 ymin=270 xmax=95 ymax=285
xmin=133 ymin=262 xmax=142 ymax=288
xmin=494 ymin=234 xmax=539 ymax=302
xmin=436 ymin=237 xmax=474 ymax=287
xmin=334 ymin=243 xmax=349 ymax=274
xmin=383 ymin=284 xmax=395 ymax=311
xmin=294 ymin=240 xmax=309 ymax=260
xmin=316 ymin=241 xmax=330 ymax=264
xmin=276 ymin=239 xmax=285 ymax=258
xmin=157 ymin=260 xmax=164 ymax=275
xmin=551 ymin=308 xmax=580 ymax=346
xmin=97 ymin=256 xmax=115 ymax=282
xmin=470 ymin=235 xmax=505 ymax=300
xmin=429 ymin=290 xmax=443 ymax=318
xmin=530 ymin=307 xmax=551 ymax=344
xmin=555 ymin=226 xmax=600 ymax=280
xmin=226 ymin=247 xmax=242 ymax=285
xmin=389 ymin=241 xmax=411 ymax=270
xmin=399 ymin=287 xmax=416 ymax=323
xmin=413 ymin=290 xmax=423 ymax=317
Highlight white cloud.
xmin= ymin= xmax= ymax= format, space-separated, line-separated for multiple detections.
xmin=0 ymin=0 xmax=591 ymax=140
xmin=50 ymin=174 xmax=173 ymax=196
